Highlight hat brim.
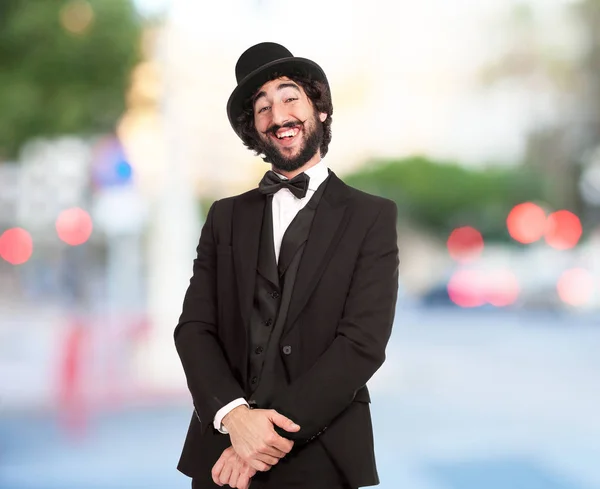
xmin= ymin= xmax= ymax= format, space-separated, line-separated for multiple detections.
xmin=226 ymin=57 xmax=329 ymax=137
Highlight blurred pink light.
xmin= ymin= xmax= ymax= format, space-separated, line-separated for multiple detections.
xmin=447 ymin=269 xmax=486 ymax=308
xmin=486 ymin=269 xmax=520 ymax=307
xmin=447 ymin=226 xmax=484 ymax=263
xmin=557 ymin=268 xmax=594 ymax=306
xmin=545 ymin=210 xmax=582 ymax=250
xmin=0 ymin=227 xmax=33 ymax=265
xmin=507 ymin=202 xmax=546 ymax=244
xmin=448 ymin=268 xmax=520 ymax=308
xmin=56 ymin=208 xmax=93 ymax=246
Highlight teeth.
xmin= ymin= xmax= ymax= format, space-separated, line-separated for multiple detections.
xmin=276 ymin=128 xmax=297 ymax=139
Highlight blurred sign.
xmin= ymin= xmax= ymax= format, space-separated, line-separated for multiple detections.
xmin=16 ymin=138 xmax=92 ymax=233
xmin=92 ymin=186 xmax=147 ymax=237
xmin=90 ymin=136 xmax=148 ymax=236
xmin=91 ymin=136 xmax=133 ymax=189
xmin=0 ymin=163 xmax=20 ymax=226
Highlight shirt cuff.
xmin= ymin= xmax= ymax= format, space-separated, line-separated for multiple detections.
xmin=213 ymin=398 xmax=249 ymax=434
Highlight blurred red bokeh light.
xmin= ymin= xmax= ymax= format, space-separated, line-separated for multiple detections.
xmin=448 ymin=268 xmax=520 ymax=308
xmin=447 ymin=269 xmax=486 ymax=308
xmin=56 ymin=208 xmax=93 ymax=246
xmin=557 ymin=268 xmax=594 ymax=306
xmin=545 ymin=210 xmax=582 ymax=250
xmin=447 ymin=226 xmax=484 ymax=263
xmin=486 ymin=269 xmax=520 ymax=307
xmin=506 ymin=202 xmax=546 ymax=244
xmin=0 ymin=228 xmax=33 ymax=265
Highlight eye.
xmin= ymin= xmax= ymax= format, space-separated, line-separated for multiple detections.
xmin=285 ymin=97 xmax=298 ymax=103
xmin=257 ymin=106 xmax=270 ymax=114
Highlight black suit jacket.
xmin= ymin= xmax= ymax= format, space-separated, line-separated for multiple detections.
xmin=174 ymin=170 xmax=399 ymax=488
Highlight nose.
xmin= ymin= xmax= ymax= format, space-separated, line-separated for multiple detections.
xmin=270 ymin=100 xmax=290 ymax=127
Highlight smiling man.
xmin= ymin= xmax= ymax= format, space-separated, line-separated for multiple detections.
xmin=250 ymin=77 xmax=326 ymax=173
xmin=174 ymin=42 xmax=400 ymax=489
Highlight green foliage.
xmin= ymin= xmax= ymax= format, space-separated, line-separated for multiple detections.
xmin=344 ymin=156 xmax=549 ymax=242
xmin=199 ymin=196 xmax=215 ymax=223
xmin=0 ymin=0 xmax=142 ymax=160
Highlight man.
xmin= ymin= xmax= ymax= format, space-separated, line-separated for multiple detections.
xmin=174 ymin=42 xmax=399 ymax=489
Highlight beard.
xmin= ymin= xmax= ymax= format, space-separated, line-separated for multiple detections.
xmin=256 ymin=111 xmax=324 ymax=172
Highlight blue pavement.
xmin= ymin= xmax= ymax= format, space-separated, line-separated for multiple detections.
xmin=1 ymin=306 xmax=599 ymax=489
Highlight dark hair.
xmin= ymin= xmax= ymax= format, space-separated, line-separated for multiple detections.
xmin=235 ymin=70 xmax=333 ymax=161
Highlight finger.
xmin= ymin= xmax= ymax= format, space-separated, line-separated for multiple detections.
xmin=234 ymin=454 xmax=254 ymax=488
xmin=267 ymin=434 xmax=294 ymax=455
xmin=219 ymin=461 xmax=233 ymax=486
xmin=268 ymin=410 xmax=300 ymax=432
xmin=258 ymin=441 xmax=287 ymax=459
xmin=255 ymin=452 xmax=279 ymax=466
xmin=240 ymin=462 xmax=257 ymax=482
xmin=242 ymin=461 xmax=256 ymax=476
xmin=212 ymin=455 xmax=226 ymax=476
xmin=249 ymin=459 xmax=271 ymax=472
xmin=238 ymin=473 xmax=251 ymax=489
xmin=228 ymin=465 xmax=240 ymax=489
xmin=243 ymin=461 xmax=257 ymax=478
xmin=211 ymin=451 xmax=231 ymax=485
xmin=212 ymin=473 xmax=224 ymax=486
xmin=216 ymin=449 xmax=235 ymax=486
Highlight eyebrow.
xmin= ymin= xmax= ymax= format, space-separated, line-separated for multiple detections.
xmin=253 ymin=82 xmax=301 ymax=106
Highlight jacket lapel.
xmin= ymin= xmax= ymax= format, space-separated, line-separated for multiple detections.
xmin=233 ymin=190 xmax=265 ymax=330
xmin=257 ymin=195 xmax=280 ymax=288
xmin=284 ymin=171 xmax=350 ymax=333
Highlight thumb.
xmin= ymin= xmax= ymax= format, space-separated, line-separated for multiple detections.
xmin=268 ymin=410 xmax=300 ymax=432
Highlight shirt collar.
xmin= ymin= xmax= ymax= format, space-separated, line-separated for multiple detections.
xmin=273 ymin=159 xmax=329 ymax=192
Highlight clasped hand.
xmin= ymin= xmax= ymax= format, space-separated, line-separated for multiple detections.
xmin=211 ymin=407 xmax=300 ymax=488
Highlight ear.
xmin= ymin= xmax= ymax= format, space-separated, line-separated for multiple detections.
xmin=319 ymin=112 xmax=327 ymax=122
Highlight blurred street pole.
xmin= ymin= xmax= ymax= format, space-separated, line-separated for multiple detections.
xmin=135 ymin=15 xmax=201 ymax=394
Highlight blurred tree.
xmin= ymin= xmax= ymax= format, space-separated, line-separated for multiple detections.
xmin=0 ymin=0 xmax=142 ymax=161
xmin=343 ymin=156 xmax=550 ymax=243
xmin=578 ymin=0 xmax=600 ymax=136
xmin=478 ymin=0 xmax=600 ymax=220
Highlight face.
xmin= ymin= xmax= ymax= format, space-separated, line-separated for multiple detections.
xmin=252 ymin=76 xmax=327 ymax=172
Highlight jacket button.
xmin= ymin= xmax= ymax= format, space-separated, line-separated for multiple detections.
xmin=271 ymin=291 xmax=280 ymax=299
xmin=251 ymin=376 xmax=257 ymax=384
xmin=282 ymin=345 xmax=292 ymax=355
xmin=265 ymin=318 xmax=273 ymax=327
xmin=255 ymin=346 xmax=263 ymax=354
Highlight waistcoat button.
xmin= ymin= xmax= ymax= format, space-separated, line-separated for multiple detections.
xmin=282 ymin=345 xmax=292 ymax=355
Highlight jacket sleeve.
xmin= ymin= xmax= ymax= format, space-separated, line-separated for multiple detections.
xmin=174 ymin=200 xmax=246 ymax=433
xmin=270 ymin=199 xmax=399 ymax=442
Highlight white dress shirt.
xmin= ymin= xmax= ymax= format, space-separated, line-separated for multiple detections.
xmin=213 ymin=159 xmax=330 ymax=433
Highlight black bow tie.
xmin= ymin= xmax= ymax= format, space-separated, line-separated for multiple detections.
xmin=258 ymin=170 xmax=310 ymax=199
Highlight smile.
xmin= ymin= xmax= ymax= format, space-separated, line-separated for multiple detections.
xmin=271 ymin=127 xmax=301 ymax=146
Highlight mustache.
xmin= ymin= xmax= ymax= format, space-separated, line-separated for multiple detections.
xmin=264 ymin=119 xmax=305 ymax=136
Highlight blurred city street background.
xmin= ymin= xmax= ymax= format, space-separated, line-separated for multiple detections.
xmin=1 ymin=0 xmax=600 ymax=488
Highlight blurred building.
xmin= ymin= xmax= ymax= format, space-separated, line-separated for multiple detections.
xmin=122 ymin=0 xmax=586 ymax=203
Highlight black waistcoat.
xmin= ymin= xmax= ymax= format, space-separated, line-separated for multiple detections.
xmin=246 ymin=178 xmax=328 ymax=408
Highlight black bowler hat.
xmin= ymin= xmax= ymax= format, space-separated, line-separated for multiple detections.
xmin=226 ymin=42 xmax=329 ymax=136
